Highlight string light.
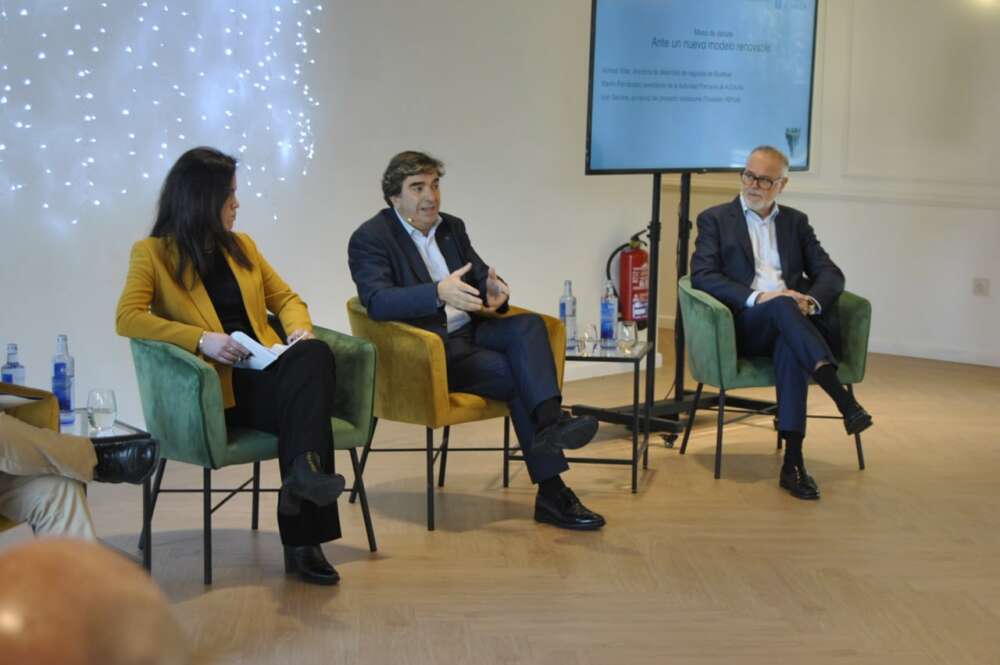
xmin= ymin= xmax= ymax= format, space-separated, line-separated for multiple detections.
xmin=0 ymin=2 xmax=324 ymax=225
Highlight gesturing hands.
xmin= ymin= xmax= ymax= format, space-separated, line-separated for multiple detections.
xmin=436 ymin=263 xmax=511 ymax=313
xmin=199 ymin=332 xmax=250 ymax=365
xmin=437 ymin=263 xmax=484 ymax=312
xmin=483 ymin=266 xmax=510 ymax=312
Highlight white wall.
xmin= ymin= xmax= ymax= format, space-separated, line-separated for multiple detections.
xmin=3 ymin=0 xmax=998 ymax=428
xmin=0 ymin=0 xmax=652 ymax=424
xmin=657 ymin=0 xmax=1000 ymax=368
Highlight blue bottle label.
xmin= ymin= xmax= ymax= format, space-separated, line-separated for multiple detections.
xmin=600 ymin=302 xmax=616 ymax=339
xmin=1 ymin=371 xmax=12 ymax=383
xmin=53 ymin=362 xmax=72 ymax=411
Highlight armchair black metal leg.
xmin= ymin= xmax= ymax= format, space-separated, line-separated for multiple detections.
xmin=714 ymin=389 xmax=726 ymax=479
xmin=847 ymin=385 xmax=866 ymax=470
xmin=350 ymin=448 xmax=378 ymax=553
xmin=437 ymin=426 xmax=451 ymax=488
xmin=203 ymin=468 xmax=213 ymax=585
xmin=680 ymin=383 xmax=704 ymax=454
xmin=138 ymin=458 xmax=167 ymax=551
xmin=776 ymin=431 xmax=783 ymax=450
xmin=349 ymin=430 xmax=375 ymax=505
xmin=251 ymin=460 xmax=261 ymax=531
xmin=502 ymin=417 xmax=511 ymax=488
xmin=426 ymin=427 xmax=435 ymax=531
xmin=141 ymin=473 xmax=152 ymax=572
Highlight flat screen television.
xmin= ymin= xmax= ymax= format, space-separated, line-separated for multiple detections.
xmin=586 ymin=0 xmax=818 ymax=174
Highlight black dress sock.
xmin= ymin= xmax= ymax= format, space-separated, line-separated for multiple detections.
xmin=532 ymin=397 xmax=562 ymax=431
xmin=781 ymin=431 xmax=804 ymax=471
xmin=538 ymin=474 xmax=566 ymax=499
xmin=812 ymin=364 xmax=856 ymax=415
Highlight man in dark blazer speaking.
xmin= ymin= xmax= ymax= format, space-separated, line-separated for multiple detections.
xmin=691 ymin=146 xmax=872 ymax=500
xmin=348 ymin=151 xmax=605 ymax=530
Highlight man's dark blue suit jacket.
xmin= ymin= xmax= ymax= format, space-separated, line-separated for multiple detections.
xmin=690 ymin=196 xmax=845 ymax=315
xmin=348 ymin=208 xmax=509 ymax=340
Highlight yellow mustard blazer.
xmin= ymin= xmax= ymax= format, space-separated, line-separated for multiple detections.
xmin=115 ymin=232 xmax=312 ymax=408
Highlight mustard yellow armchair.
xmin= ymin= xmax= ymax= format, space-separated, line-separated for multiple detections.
xmin=346 ymin=297 xmax=565 ymax=530
xmin=0 ymin=383 xmax=61 ymax=533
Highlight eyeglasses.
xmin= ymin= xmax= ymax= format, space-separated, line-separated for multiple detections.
xmin=740 ymin=170 xmax=784 ymax=191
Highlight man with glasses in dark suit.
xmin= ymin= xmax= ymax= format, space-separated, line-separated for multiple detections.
xmin=690 ymin=146 xmax=872 ymax=500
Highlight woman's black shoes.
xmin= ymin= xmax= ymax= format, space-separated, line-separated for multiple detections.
xmin=843 ymin=405 xmax=873 ymax=436
xmin=278 ymin=452 xmax=346 ymax=517
xmin=283 ymin=545 xmax=340 ymax=585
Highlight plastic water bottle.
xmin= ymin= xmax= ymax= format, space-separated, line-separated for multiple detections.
xmin=52 ymin=334 xmax=75 ymax=426
xmin=1 ymin=343 xmax=26 ymax=385
xmin=600 ymin=280 xmax=618 ymax=350
xmin=559 ymin=280 xmax=578 ymax=350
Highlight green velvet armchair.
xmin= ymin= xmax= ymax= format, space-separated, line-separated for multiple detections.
xmin=676 ymin=276 xmax=871 ymax=478
xmin=130 ymin=323 xmax=377 ymax=584
xmin=346 ymin=297 xmax=565 ymax=531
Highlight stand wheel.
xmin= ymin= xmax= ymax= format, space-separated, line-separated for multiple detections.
xmin=661 ymin=433 xmax=678 ymax=448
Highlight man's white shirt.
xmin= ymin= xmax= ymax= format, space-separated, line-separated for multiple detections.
xmin=395 ymin=210 xmax=471 ymax=333
xmin=740 ymin=195 xmax=820 ymax=314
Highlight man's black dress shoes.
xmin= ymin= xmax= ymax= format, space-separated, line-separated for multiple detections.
xmin=92 ymin=437 xmax=159 ymax=485
xmin=278 ymin=451 xmax=346 ymax=516
xmin=533 ymin=413 xmax=599 ymax=456
xmin=534 ymin=487 xmax=606 ymax=530
xmin=779 ymin=465 xmax=820 ymax=500
xmin=284 ymin=545 xmax=340 ymax=585
xmin=843 ymin=405 xmax=873 ymax=436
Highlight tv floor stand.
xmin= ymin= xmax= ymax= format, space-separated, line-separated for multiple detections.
xmin=570 ymin=172 xmax=776 ymax=446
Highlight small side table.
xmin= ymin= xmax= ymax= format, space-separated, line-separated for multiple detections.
xmin=61 ymin=408 xmax=148 ymax=441
xmin=565 ymin=342 xmax=653 ymax=492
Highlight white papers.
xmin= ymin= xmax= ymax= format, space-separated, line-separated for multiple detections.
xmin=231 ymin=331 xmax=289 ymax=371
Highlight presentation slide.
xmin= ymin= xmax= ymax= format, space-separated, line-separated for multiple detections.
xmin=587 ymin=0 xmax=817 ymax=173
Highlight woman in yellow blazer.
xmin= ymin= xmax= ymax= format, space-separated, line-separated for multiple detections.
xmin=116 ymin=147 xmax=343 ymax=585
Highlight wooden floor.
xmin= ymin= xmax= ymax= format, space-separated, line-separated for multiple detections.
xmin=4 ymin=341 xmax=1000 ymax=664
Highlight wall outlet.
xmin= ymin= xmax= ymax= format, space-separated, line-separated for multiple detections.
xmin=973 ymin=277 xmax=990 ymax=297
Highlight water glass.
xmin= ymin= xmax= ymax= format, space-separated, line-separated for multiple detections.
xmin=87 ymin=389 xmax=117 ymax=434
xmin=579 ymin=324 xmax=598 ymax=356
xmin=617 ymin=320 xmax=638 ymax=354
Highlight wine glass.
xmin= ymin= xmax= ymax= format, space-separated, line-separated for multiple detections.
xmin=580 ymin=324 xmax=598 ymax=356
xmin=87 ymin=389 xmax=117 ymax=435
xmin=617 ymin=321 xmax=638 ymax=354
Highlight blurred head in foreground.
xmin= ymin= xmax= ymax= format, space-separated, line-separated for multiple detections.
xmin=0 ymin=538 xmax=190 ymax=665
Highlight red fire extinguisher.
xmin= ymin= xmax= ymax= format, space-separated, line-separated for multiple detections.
xmin=619 ymin=239 xmax=649 ymax=328
xmin=606 ymin=231 xmax=650 ymax=330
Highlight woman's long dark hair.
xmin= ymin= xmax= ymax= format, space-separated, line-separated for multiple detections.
xmin=150 ymin=147 xmax=252 ymax=287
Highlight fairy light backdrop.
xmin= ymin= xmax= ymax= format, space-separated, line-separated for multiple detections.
xmin=0 ymin=0 xmax=323 ymax=226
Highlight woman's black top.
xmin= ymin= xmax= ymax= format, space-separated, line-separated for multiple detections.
xmin=200 ymin=250 xmax=259 ymax=342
